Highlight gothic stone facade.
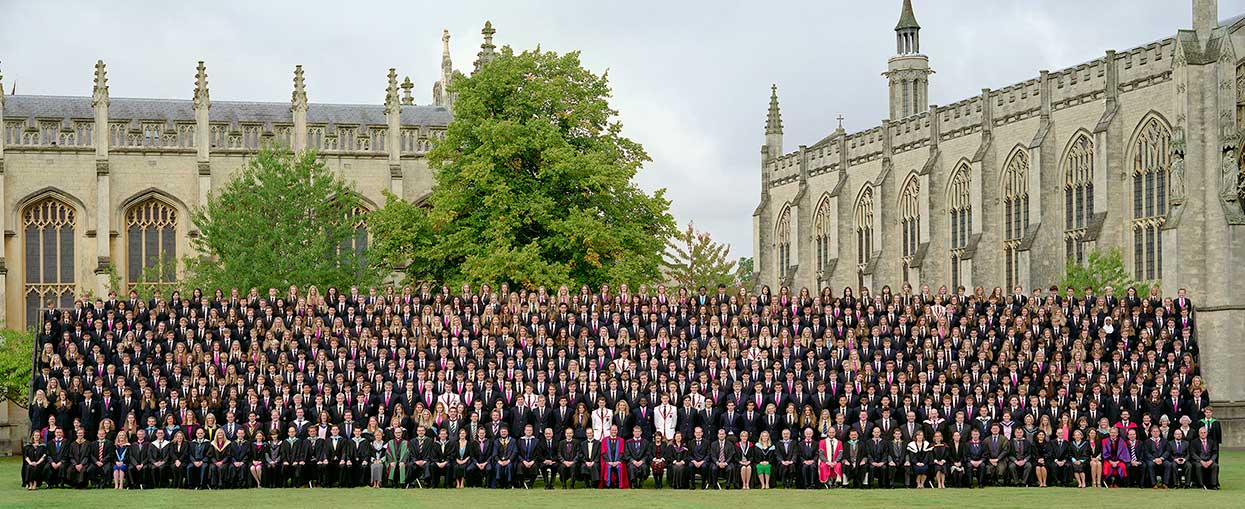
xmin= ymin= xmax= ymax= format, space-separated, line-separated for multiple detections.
xmin=0 ymin=23 xmax=517 ymax=334
xmin=753 ymin=1 xmax=1245 ymax=443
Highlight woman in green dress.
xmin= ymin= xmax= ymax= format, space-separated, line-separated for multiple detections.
xmin=755 ymin=430 xmax=775 ymax=489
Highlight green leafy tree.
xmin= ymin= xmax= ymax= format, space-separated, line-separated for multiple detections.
xmin=663 ymin=222 xmax=736 ymax=290
xmin=1060 ymin=248 xmax=1151 ymax=297
xmin=185 ymin=147 xmax=381 ymax=291
xmin=0 ymin=329 xmax=34 ymax=407
xmin=734 ymin=256 xmax=754 ymax=287
xmin=370 ymin=47 xmax=675 ymax=287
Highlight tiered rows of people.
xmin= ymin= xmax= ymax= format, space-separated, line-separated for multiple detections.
xmin=19 ymin=282 xmax=1219 ymax=490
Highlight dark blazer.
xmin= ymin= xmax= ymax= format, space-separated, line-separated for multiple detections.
xmin=1190 ymin=437 xmax=1218 ymax=463
xmin=707 ymin=439 xmax=738 ymax=463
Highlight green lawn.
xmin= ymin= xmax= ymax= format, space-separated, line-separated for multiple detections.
xmin=2 ymin=453 xmax=1241 ymax=508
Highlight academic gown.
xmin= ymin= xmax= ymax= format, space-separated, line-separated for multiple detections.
xmin=598 ymin=437 xmax=630 ymax=488
xmin=818 ymin=437 xmax=843 ymax=483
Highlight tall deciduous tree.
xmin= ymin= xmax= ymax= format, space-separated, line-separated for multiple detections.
xmin=734 ymin=256 xmax=754 ymax=287
xmin=1060 ymin=248 xmax=1150 ymax=297
xmin=663 ymin=222 xmax=737 ymax=290
xmin=185 ymin=147 xmax=381 ymax=291
xmin=370 ymin=47 xmax=675 ymax=287
xmin=0 ymin=329 xmax=33 ymax=407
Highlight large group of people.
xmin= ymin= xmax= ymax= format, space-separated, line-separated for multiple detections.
xmin=20 ymin=281 xmax=1222 ymax=491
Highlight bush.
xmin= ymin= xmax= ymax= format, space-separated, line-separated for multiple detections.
xmin=0 ymin=329 xmax=34 ymax=408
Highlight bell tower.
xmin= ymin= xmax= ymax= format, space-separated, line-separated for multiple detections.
xmin=885 ymin=0 xmax=933 ymax=120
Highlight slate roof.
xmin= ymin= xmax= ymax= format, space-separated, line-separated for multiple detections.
xmin=3 ymin=95 xmax=451 ymax=127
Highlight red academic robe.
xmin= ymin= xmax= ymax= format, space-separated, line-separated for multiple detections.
xmin=598 ymin=436 xmax=630 ymax=488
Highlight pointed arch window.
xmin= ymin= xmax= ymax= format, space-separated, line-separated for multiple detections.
xmin=1131 ymin=117 xmax=1170 ymax=281
xmin=1064 ymin=134 xmax=1094 ymax=265
xmin=948 ymin=164 xmax=971 ymax=289
xmin=24 ymin=197 xmax=76 ymax=327
xmin=336 ymin=205 xmax=371 ymax=276
xmin=899 ymin=176 xmax=920 ymax=281
xmin=776 ymin=207 xmax=792 ymax=279
xmin=126 ymin=198 xmax=178 ymax=290
xmin=855 ymin=187 xmax=875 ymax=287
xmin=813 ymin=198 xmax=831 ymax=275
xmin=1003 ymin=150 xmax=1030 ymax=291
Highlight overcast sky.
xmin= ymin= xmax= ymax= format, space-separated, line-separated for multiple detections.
xmin=4 ymin=0 xmax=1244 ymax=259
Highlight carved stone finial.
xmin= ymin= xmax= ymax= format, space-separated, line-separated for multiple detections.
xmin=385 ymin=68 xmax=401 ymax=115
xmin=765 ymin=84 xmax=782 ymax=135
xmin=442 ymin=28 xmax=451 ymax=53
xmin=475 ymin=21 xmax=498 ymax=72
xmin=92 ymin=60 xmax=109 ymax=107
xmin=291 ymin=65 xmax=307 ymax=111
xmin=482 ymin=20 xmax=495 ymax=45
xmin=193 ymin=61 xmax=209 ymax=110
xmin=401 ymin=76 xmax=414 ymax=105
xmin=0 ymin=61 xmax=5 ymax=107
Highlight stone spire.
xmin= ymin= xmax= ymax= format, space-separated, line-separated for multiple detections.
xmin=442 ymin=28 xmax=453 ymax=77
xmin=291 ymin=65 xmax=308 ymax=153
xmin=385 ymin=68 xmax=401 ymax=115
xmin=765 ymin=84 xmax=783 ymax=135
xmin=474 ymin=21 xmax=497 ymax=72
xmin=895 ymin=0 xmax=920 ymax=31
xmin=0 ymin=62 xmax=5 ymax=109
xmin=193 ymin=62 xmax=211 ymax=165
xmin=193 ymin=61 xmax=209 ymax=110
xmin=764 ymin=84 xmax=783 ymax=160
xmin=92 ymin=60 xmax=110 ymax=161
xmin=385 ymin=68 xmax=402 ymax=168
xmin=291 ymin=64 xmax=308 ymax=112
xmin=401 ymin=76 xmax=414 ymax=105
xmin=92 ymin=60 xmax=109 ymax=108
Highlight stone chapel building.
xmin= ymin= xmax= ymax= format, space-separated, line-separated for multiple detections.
xmin=0 ymin=22 xmax=510 ymax=330
xmin=752 ymin=0 xmax=1245 ymax=438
